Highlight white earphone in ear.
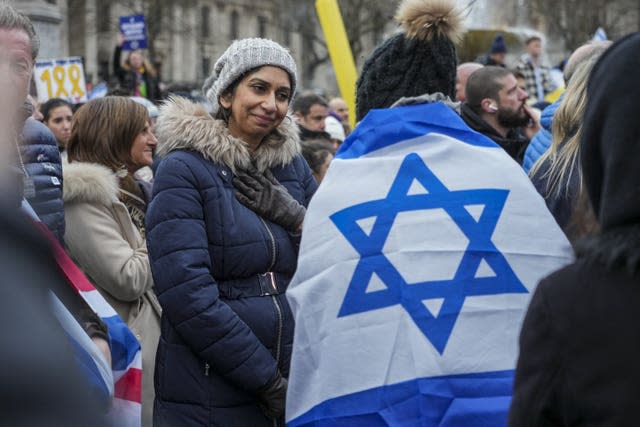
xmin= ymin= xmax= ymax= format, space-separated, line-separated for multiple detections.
xmin=489 ymin=104 xmax=498 ymax=112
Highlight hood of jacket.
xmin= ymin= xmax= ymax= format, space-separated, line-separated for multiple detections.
xmin=63 ymin=160 xmax=119 ymax=206
xmin=155 ymin=96 xmax=301 ymax=173
xmin=576 ymin=224 xmax=640 ymax=275
xmin=540 ymin=94 xmax=562 ymax=131
xmin=580 ymin=33 xmax=640 ymax=231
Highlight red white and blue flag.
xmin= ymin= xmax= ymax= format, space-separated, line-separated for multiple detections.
xmin=23 ymin=201 xmax=142 ymax=427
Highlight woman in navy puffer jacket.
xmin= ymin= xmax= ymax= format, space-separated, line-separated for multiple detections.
xmin=146 ymin=38 xmax=317 ymax=427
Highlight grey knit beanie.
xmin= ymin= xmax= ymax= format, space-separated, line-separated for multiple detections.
xmin=203 ymin=38 xmax=297 ymax=115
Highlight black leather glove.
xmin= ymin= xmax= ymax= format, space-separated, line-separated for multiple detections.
xmin=257 ymin=371 xmax=288 ymax=419
xmin=233 ymin=167 xmax=306 ymax=232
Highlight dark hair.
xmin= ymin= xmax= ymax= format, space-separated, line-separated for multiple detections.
xmin=0 ymin=3 xmax=39 ymax=60
xmin=512 ymin=69 xmax=526 ymax=80
xmin=40 ymin=98 xmax=73 ymax=123
xmin=292 ymin=92 xmax=329 ymax=116
xmin=300 ymin=139 xmax=335 ymax=175
xmin=214 ymin=71 xmax=246 ymax=123
xmin=67 ymin=97 xmax=148 ymax=171
xmin=525 ymin=36 xmax=541 ymax=45
xmin=465 ymin=66 xmax=513 ymax=109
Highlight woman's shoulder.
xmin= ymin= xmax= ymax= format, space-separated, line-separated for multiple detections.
xmin=62 ymin=161 xmax=119 ymax=206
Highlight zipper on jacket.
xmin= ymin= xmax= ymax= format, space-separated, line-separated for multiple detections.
xmin=259 ymin=218 xmax=284 ymax=366
xmin=259 ymin=217 xmax=277 ymax=270
xmin=204 ymin=362 xmax=210 ymax=376
xmin=271 ymin=294 xmax=283 ymax=364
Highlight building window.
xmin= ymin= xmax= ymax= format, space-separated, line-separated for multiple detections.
xmin=202 ymin=57 xmax=211 ymax=80
xmin=371 ymin=13 xmax=383 ymax=45
xmin=98 ymin=60 xmax=109 ymax=82
xmin=97 ymin=2 xmax=111 ymax=33
xmin=230 ymin=10 xmax=239 ymax=40
xmin=201 ymin=6 xmax=210 ymax=38
xmin=258 ymin=16 xmax=267 ymax=38
xmin=283 ymin=28 xmax=291 ymax=46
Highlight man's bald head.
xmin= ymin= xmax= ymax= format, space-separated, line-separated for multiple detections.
xmin=456 ymin=63 xmax=483 ymax=102
xmin=329 ymin=97 xmax=349 ymax=122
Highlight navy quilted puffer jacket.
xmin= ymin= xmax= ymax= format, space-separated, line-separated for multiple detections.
xmin=146 ymin=97 xmax=317 ymax=427
xmin=20 ymin=118 xmax=65 ymax=242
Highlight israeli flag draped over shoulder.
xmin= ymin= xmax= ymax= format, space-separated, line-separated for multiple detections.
xmin=286 ymin=102 xmax=573 ymax=426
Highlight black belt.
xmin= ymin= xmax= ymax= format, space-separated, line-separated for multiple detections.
xmin=217 ymin=272 xmax=290 ymax=299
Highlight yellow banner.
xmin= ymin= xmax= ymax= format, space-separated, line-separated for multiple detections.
xmin=315 ymin=0 xmax=357 ymax=129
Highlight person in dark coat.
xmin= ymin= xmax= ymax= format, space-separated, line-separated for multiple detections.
xmin=113 ymin=33 xmax=161 ymax=104
xmin=0 ymin=4 xmax=110 ymax=423
xmin=509 ymin=32 xmax=640 ymax=427
xmin=479 ymin=33 xmax=507 ymax=67
xmin=146 ymin=38 xmax=317 ymax=427
xmin=19 ymin=116 xmax=65 ymax=242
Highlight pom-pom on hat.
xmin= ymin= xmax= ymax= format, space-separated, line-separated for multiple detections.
xmin=490 ymin=34 xmax=507 ymax=54
xmin=202 ymin=38 xmax=297 ymax=115
xmin=355 ymin=0 xmax=465 ymax=122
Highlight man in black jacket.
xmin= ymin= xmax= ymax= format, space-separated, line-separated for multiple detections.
xmin=461 ymin=66 xmax=540 ymax=164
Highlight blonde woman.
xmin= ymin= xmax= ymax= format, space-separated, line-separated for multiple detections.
xmin=529 ymin=56 xmax=600 ymax=241
xmin=63 ymin=96 xmax=160 ymax=427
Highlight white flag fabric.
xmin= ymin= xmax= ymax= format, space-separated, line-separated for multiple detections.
xmin=286 ymin=102 xmax=573 ymax=426
xmin=592 ymin=27 xmax=608 ymax=42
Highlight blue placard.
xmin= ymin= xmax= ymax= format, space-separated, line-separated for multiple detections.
xmin=119 ymin=15 xmax=148 ymax=50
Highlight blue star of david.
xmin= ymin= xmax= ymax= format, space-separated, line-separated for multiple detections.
xmin=330 ymin=153 xmax=528 ymax=354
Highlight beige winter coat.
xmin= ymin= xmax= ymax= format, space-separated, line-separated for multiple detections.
xmin=63 ymin=160 xmax=160 ymax=427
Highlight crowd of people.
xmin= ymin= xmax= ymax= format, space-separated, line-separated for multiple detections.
xmin=2 ymin=0 xmax=640 ymax=426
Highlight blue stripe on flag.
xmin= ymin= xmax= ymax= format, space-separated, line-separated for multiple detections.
xmin=67 ymin=334 xmax=111 ymax=406
xmin=288 ymin=370 xmax=514 ymax=427
xmin=337 ymin=103 xmax=498 ymax=160
xmin=103 ymin=315 xmax=140 ymax=370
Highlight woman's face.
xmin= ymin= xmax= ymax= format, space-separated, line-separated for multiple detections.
xmin=129 ymin=51 xmax=143 ymax=69
xmin=127 ymin=121 xmax=157 ymax=172
xmin=45 ymin=105 xmax=73 ymax=147
xmin=314 ymin=151 xmax=333 ymax=184
xmin=220 ymin=66 xmax=291 ymax=150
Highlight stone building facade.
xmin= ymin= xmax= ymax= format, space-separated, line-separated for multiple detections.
xmin=18 ymin=0 xmax=636 ymax=99
xmin=14 ymin=0 xmax=369 ymax=97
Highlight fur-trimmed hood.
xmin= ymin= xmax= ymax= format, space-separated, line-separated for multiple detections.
xmin=63 ymin=160 xmax=119 ymax=206
xmin=155 ymin=96 xmax=301 ymax=173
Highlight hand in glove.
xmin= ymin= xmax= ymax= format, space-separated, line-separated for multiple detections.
xmin=257 ymin=371 xmax=288 ymax=419
xmin=233 ymin=167 xmax=306 ymax=232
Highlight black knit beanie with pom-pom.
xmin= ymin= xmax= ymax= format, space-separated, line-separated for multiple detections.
xmin=356 ymin=0 xmax=465 ymax=122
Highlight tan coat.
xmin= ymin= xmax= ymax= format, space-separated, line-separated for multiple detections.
xmin=63 ymin=160 xmax=160 ymax=427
